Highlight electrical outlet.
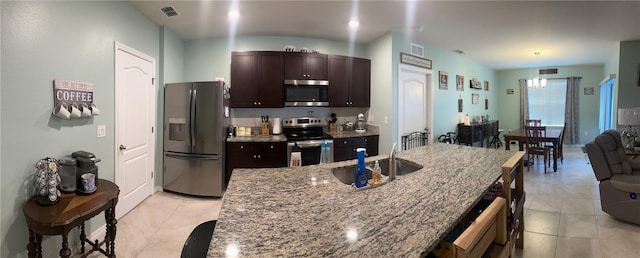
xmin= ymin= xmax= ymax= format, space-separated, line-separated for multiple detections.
xmin=384 ymin=116 xmax=388 ymax=124
xmin=97 ymin=125 xmax=106 ymax=138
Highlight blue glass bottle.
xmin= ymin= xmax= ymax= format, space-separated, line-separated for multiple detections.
xmin=354 ymin=148 xmax=368 ymax=188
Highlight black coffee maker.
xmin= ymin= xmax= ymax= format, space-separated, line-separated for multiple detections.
xmin=72 ymin=151 xmax=100 ymax=191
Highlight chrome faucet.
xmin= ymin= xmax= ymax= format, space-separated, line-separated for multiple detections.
xmin=389 ymin=143 xmax=397 ymax=181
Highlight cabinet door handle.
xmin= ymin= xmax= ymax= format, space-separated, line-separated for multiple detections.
xmin=257 ymin=154 xmax=261 ymax=159
xmin=258 ymin=102 xmax=261 ymax=105
xmin=119 ymin=145 xmax=127 ymax=150
xmin=254 ymin=102 xmax=257 ymax=105
xmin=240 ymin=145 xmax=244 ymax=149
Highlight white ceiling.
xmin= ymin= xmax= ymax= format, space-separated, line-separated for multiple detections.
xmin=130 ymin=1 xmax=640 ymax=70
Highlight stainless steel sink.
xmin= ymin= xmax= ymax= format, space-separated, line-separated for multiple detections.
xmin=331 ymin=158 xmax=423 ymax=185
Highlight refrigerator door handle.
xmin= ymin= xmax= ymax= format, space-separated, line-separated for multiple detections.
xmin=190 ymin=88 xmax=197 ymax=148
xmin=165 ymin=153 xmax=221 ymax=160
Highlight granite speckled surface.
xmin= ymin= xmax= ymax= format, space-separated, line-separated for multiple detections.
xmin=327 ymin=124 xmax=380 ymax=139
xmin=226 ymin=134 xmax=287 ymax=142
xmin=208 ymin=143 xmax=518 ymax=257
xmin=226 ymin=126 xmax=379 ymax=142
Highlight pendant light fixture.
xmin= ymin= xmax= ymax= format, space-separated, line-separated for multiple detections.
xmin=527 ymin=52 xmax=547 ymax=89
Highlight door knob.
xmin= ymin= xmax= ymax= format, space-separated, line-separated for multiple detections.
xmin=119 ymin=144 xmax=127 ymax=150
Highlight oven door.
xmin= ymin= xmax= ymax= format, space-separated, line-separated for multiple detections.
xmin=287 ymin=140 xmax=333 ymax=166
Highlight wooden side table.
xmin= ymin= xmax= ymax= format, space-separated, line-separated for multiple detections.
xmin=625 ymin=148 xmax=640 ymax=159
xmin=23 ymin=179 xmax=119 ymax=258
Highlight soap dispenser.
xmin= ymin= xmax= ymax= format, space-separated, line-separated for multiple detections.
xmin=372 ymin=160 xmax=382 ymax=185
xmin=354 ymin=148 xmax=368 ymax=188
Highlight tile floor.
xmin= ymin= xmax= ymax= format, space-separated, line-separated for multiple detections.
xmin=513 ymin=145 xmax=640 ymax=258
xmin=108 ymin=192 xmax=222 ymax=257
xmin=92 ymin=145 xmax=640 ymax=257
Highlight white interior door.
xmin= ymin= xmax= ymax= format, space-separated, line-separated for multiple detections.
xmin=115 ymin=42 xmax=156 ymax=219
xmin=398 ymin=64 xmax=433 ymax=149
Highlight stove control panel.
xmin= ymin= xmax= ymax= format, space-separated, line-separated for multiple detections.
xmin=282 ymin=117 xmax=325 ymax=127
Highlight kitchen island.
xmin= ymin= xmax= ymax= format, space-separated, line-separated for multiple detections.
xmin=209 ymin=143 xmax=520 ymax=256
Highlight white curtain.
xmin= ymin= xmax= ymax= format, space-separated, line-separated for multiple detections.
xmin=519 ymin=79 xmax=529 ymax=128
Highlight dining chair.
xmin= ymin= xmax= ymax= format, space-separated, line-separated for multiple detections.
xmin=547 ymin=122 xmax=566 ymax=164
xmin=526 ymin=119 xmax=542 ymax=126
xmin=525 ymin=126 xmax=552 ymax=173
xmin=401 ymin=131 xmax=429 ymax=150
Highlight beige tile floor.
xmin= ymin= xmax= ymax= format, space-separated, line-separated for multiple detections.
xmin=87 ymin=145 xmax=639 ymax=257
xmin=513 ymin=145 xmax=640 ymax=258
xmin=110 ymin=192 xmax=222 ymax=258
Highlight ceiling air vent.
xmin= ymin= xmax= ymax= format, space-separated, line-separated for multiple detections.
xmin=539 ymin=68 xmax=558 ymax=75
xmin=410 ymin=43 xmax=424 ymax=57
xmin=161 ymin=6 xmax=178 ymax=17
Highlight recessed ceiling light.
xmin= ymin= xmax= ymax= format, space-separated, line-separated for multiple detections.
xmin=348 ymin=20 xmax=359 ymax=29
xmin=228 ymin=11 xmax=240 ymax=19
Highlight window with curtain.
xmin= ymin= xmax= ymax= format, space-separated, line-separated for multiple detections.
xmin=527 ymin=79 xmax=567 ymax=126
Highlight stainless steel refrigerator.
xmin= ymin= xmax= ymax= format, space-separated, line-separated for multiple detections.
xmin=163 ymin=81 xmax=229 ymax=197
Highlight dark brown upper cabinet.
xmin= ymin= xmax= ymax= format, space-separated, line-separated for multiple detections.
xmin=283 ymin=52 xmax=328 ymax=80
xmin=230 ymin=51 xmax=284 ymax=108
xmin=328 ymin=55 xmax=371 ymax=107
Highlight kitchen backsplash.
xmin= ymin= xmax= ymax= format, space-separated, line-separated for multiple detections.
xmin=230 ymin=107 xmax=371 ymax=127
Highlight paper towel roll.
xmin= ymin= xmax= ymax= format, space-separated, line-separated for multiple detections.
xmin=272 ymin=117 xmax=282 ymax=134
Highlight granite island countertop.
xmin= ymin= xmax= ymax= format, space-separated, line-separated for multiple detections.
xmin=208 ymin=143 xmax=519 ymax=257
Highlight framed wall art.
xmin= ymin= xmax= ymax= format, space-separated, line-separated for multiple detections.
xmin=456 ymin=75 xmax=464 ymax=91
xmin=470 ymin=78 xmax=482 ymax=89
xmin=584 ymin=87 xmax=594 ymax=95
xmin=484 ymin=80 xmax=489 ymax=91
xmin=400 ymin=52 xmax=432 ymax=69
xmin=439 ymin=71 xmax=448 ymax=90
xmin=472 ymin=93 xmax=479 ymax=104
xmin=458 ymin=96 xmax=463 ymax=112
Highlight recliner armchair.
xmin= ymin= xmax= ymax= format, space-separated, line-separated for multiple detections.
xmin=586 ymin=130 xmax=640 ymax=225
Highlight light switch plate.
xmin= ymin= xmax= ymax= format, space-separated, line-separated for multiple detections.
xmin=97 ymin=125 xmax=106 ymax=138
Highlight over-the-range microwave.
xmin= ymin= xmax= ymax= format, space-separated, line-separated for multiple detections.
xmin=284 ymin=79 xmax=329 ymax=107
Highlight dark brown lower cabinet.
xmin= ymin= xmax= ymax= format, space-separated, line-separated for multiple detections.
xmin=333 ymin=135 xmax=379 ymax=162
xmin=226 ymin=142 xmax=287 ymax=183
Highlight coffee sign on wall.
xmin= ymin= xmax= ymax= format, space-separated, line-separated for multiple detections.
xmin=52 ymin=79 xmax=100 ymax=119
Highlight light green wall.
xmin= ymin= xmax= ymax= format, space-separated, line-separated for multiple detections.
xmin=496 ymin=65 xmax=604 ymax=144
xmin=367 ymin=33 xmax=394 ymax=152
xmin=1 ymin=1 xmax=159 ymax=257
xmin=604 ymin=42 xmax=620 ymax=127
xmin=618 ymin=41 xmax=640 ymax=108
xmin=157 ymin=27 xmax=185 ymax=186
xmin=390 ymin=32 xmax=497 ymax=148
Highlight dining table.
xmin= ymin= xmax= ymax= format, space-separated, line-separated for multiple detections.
xmin=503 ymin=127 xmax=562 ymax=172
